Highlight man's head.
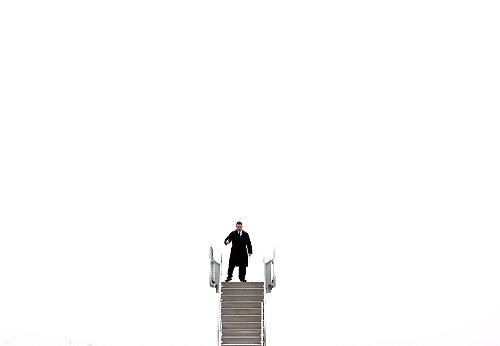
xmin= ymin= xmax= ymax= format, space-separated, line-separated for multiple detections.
xmin=236 ymin=221 xmax=242 ymax=231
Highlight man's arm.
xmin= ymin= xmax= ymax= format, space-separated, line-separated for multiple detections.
xmin=224 ymin=232 xmax=233 ymax=245
xmin=247 ymin=233 xmax=252 ymax=255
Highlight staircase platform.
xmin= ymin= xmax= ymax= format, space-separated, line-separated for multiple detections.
xmin=222 ymin=282 xmax=264 ymax=288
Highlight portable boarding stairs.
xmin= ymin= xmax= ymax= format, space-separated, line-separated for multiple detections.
xmin=209 ymin=247 xmax=276 ymax=346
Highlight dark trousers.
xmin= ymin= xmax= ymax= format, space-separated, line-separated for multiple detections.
xmin=227 ymin=264 xmax=246 ymax=281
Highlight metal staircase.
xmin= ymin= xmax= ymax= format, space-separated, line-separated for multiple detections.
xmin=210 ymin=247 xmax=276 ymax=346
xmin=221 ymin=281 xmax=264 ymax=345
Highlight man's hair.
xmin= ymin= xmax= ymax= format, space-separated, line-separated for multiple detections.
xmin=236 ymin=221 xmax=242 ymax=226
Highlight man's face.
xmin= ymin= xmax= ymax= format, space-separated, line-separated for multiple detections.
xmin=236 ymin=224 xmax=242 ymax=231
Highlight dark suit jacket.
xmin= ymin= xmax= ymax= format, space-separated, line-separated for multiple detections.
xmin=224 ymin=230 xmax=252 ymax=267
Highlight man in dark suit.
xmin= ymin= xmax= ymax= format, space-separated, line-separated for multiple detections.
xmin=224 ymin=221 xmax=252 ymax=282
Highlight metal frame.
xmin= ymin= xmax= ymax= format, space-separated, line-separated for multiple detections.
xmin=211 ymin=246 xmax=276 ymax=346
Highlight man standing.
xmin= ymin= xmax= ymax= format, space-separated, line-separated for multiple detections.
xmin=224 ymin=221 xmax=252 ymax=282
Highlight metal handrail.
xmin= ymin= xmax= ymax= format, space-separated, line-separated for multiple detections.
xmin=218 ymin=254 xmax=222 ymax=346
xmin=209 ymin=246 xmax=222 ymax=345
xmin=217 ymin=283 xmax=222 ymax=346
xmin=264 ymin=249 xmax=276 ymax=293
xmin=263 ymin=248 xmax=276 ymax=345
xmin=261 ymin=300 xmax=265 ymax=345
xmin=209 ymin=246 xmax=221 ymax=292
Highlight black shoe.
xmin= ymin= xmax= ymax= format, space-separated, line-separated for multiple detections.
xmin=240 ymin=279 xmax=247 ymax=282
xmin=225 ymin=278 xmax=232 ymax=282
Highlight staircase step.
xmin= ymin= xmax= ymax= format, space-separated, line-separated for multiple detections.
xmin=222 ymin=336 xmax=261 ymax=344
xmin=222 ymin=288 xmax=263 ymax=295
xmin=222 ymin=322 xmax=261 ymax=330
xmin=222 ymin=282 xmax=264 ymax=288
xmin=222 ymin=294 xmax=263 ymax=302
xmin=222 ymin=315 xmax=261 ymax=322
xmin=222 ymin=330 xmax=261 ymax=337
xmin=222 ymin=308 xmax=261 ymax=315
xmin=222 ymin=301 xmax=262 ymax=308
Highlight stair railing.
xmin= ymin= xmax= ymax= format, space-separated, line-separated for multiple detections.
xmin=209 ymin=246 xmax=221 ymax=293
xmin=261 ymin=300 xmax=265 ymax=346
xmin=209 ymin=246 xmax=223 ymax=346
xmin=264 ymin=249 xmax=276 ymax=293
xmin=262 ymin=248 xmax=276 ymax=345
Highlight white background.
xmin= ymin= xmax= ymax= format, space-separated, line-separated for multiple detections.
xmin=1 ymin=1 xmax=499 ymax=345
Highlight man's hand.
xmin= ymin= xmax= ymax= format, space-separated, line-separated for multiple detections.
xmin=249 ymin=253 xmax=252 ymax=256
xmin=225 ymin=240 xmax=229 ymax=245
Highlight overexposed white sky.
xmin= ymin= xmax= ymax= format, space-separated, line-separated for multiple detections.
xmin=1 ymin=1 xmax=499 ymax=345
